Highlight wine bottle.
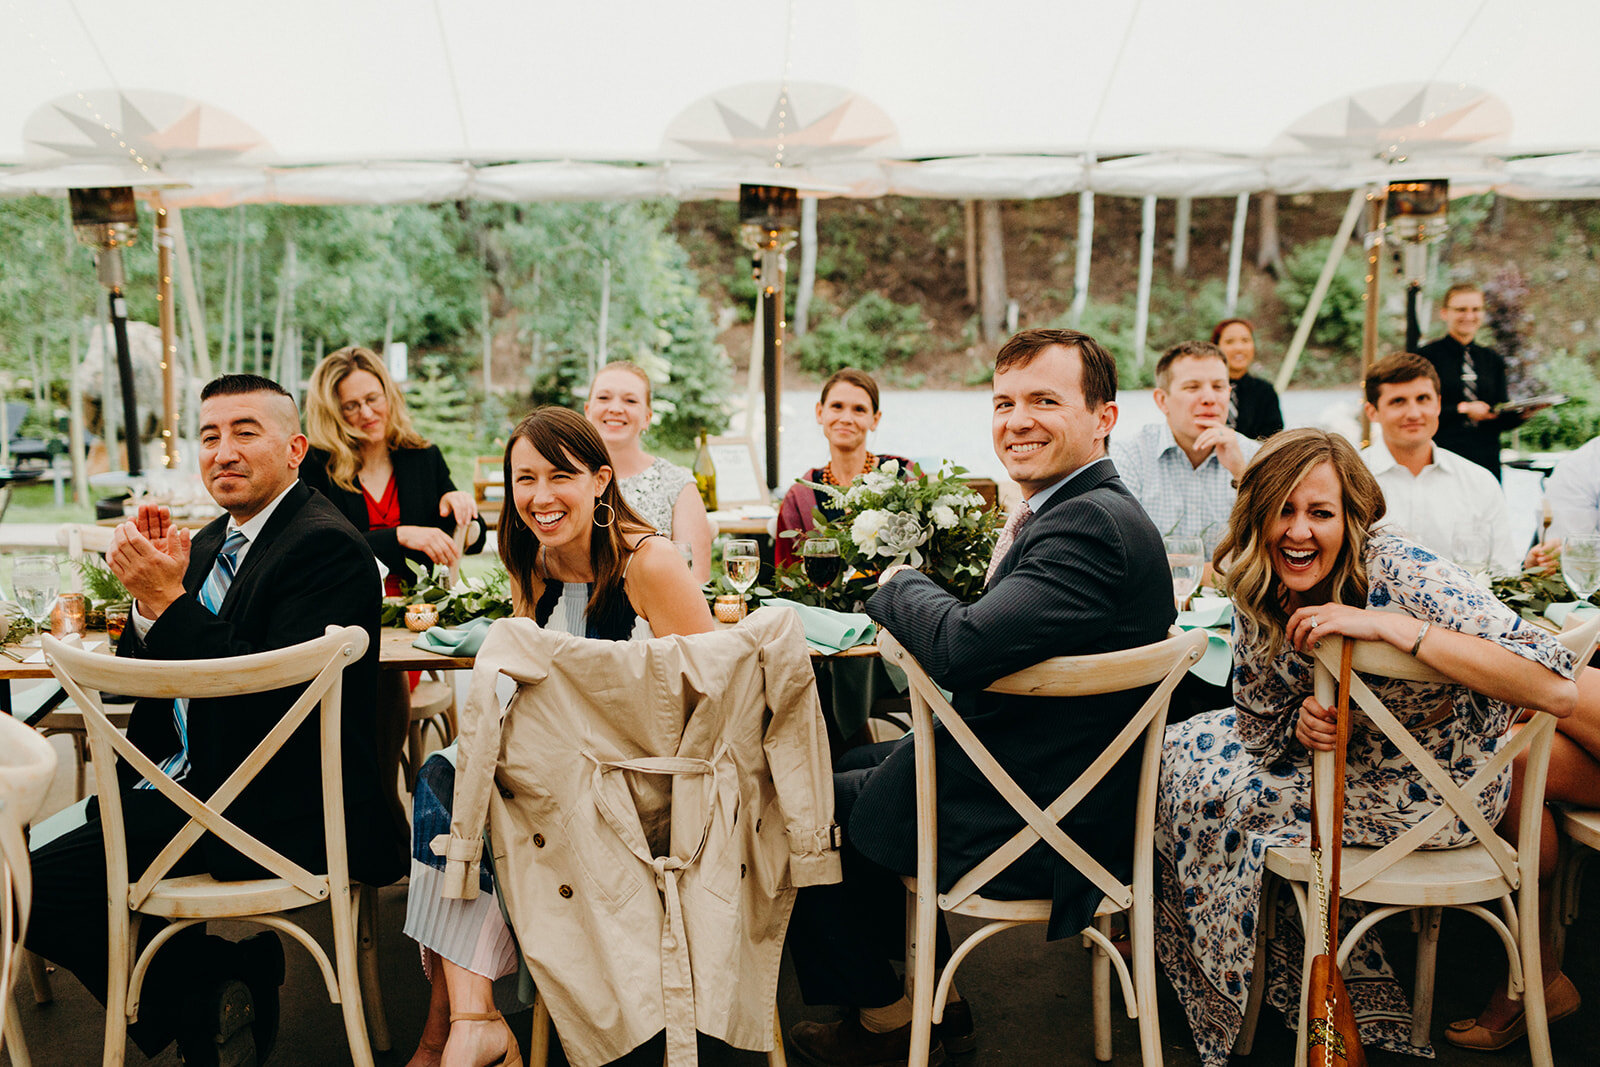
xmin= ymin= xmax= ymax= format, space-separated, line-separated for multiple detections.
xmin=694 ymin=431 xmax=718 ymax=511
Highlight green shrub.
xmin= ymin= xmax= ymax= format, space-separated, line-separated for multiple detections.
xmin=795 ymin=293 xmax=929 ymax=376
xmin=1275 ymin=237 xmax=1368 ymax=354
xmin=1519 ymin=350 xmax=1600 ymax=451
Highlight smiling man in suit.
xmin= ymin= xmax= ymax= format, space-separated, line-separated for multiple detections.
xmin=26 ymin=374 xmax=406 ymax=1067
xmin=786 ymin=329 xmax=1176 ymax=1066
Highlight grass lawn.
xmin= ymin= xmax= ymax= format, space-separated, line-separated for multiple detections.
xmin=3 ymin=482 xmax=96 ymax=525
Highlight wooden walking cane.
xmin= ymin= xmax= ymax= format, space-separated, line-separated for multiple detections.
xmin=1306 ymin=639 xmax=1366 ymax=1067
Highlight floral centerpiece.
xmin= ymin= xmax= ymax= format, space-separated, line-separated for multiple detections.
xmin=772 ymin=459 xmax=1000 ymax=607
xmin=381 ymin=565 xmax=514 ymax=628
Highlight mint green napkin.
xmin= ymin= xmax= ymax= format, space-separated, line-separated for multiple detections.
xmin=1173 ymin=597 xmax=1233 ymax=686
xmin=1545 ymin=601 xmax=1600 ymax=629
xmin=412 ymin=616 xmax=496 ymax=656
xmin=761 ymin=598 xmax=878 ymax=654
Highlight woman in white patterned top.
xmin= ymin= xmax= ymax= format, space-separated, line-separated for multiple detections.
xmin=584 ymin=361 xmax=711 ymax=582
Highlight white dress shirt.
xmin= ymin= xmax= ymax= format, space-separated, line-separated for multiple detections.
xmin=131 ymin=481 xmax=298 ymax=635
xmin=1547 ymin=436 xmax=1600 ymax=542
xmin=1361 ymin=436 xmax=1520 ymax=573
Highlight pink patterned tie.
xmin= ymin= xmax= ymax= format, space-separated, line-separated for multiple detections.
xmin=985 ymin=499 xmax=1033 ymax=585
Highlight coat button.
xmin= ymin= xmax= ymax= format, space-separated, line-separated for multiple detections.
xmin=533 ymin=833 xmax=545 ymax=848
xmin=559 ymin=884 xmax=573 ymax=898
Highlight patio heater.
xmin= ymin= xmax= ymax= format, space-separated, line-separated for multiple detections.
xmin=69 ymin=186 xmax=144 ymax=476
xmin=1385 ymin=179 xmax=1449 ymax=353
xmin=739 ymin=184 xmax=800 ymax=493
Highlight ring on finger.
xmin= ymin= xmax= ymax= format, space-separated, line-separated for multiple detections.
xmin=1310 ymin=615 xmax=1319 ymax=628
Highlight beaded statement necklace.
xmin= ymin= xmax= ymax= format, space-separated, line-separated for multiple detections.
xmin=821 ymin=452 xmax=876 ymax=487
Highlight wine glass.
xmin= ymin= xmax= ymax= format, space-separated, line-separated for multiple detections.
xmin=723 ymin=539 xmax=761 ymax=607
xmin=1164 ymin=535 xmax=1205 ymax=611
xmin=1561 ymin=534 xmax=1600 ymax=603
xmin=11 ymin=555 xmax=59 ymax=647
xmin=1451 ymin=529 xmax=1494 ymax=583
xmin=801 ymin=538 xmax=842 ymax=609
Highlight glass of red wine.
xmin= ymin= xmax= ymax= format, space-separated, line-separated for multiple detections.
xmin=801 ymin=537 xmax=842 ymax=610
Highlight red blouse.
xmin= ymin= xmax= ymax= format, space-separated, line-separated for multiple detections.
xmin=363 ymin=476 xmax=404 ymax=597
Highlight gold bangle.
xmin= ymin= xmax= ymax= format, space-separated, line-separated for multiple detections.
xmin=1410 ymin=621 xmax=1431 ymax=657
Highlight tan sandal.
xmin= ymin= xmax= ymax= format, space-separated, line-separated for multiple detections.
xmin=1444 ymin=972 xmax=1582 ymax=1051
xmin=448 ymin=1010 xmax=525 ymax=1067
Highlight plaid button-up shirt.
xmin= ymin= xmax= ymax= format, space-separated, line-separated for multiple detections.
xmin=1110 ymin=421 xmax=1256 ymax=557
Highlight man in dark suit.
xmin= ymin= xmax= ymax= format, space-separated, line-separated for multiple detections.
xmin=1417 ymin=283 xmax=1525 ymax=480
xmin=26 ymin=374 xmax=406 ymax=1067
xmin=787 ymin=329 xmax=1176 ymax=1066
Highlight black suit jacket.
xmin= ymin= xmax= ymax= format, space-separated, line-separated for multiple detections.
xmin=299 ymin=444 xmax=486 ymax=584
xmin=119 ymin=482 xmax=407 ymax=885
xmin=1418 ymin=335 xmax=1515 ymax=479
xmin=860 ymin=459 xmax=1176 ymax=939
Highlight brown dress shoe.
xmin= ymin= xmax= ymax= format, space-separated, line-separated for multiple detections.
xmin=789 ymin=1014 xmax=947 ymax=1067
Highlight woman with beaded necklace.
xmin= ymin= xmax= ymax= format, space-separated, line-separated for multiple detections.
xmin=775 ymin=368 xmax=909 ymax=568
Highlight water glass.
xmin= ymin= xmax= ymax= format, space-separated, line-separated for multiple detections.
xmin=1562 ymin=535 xmax=1600 ymax=601
xmin=1450 ymin=529 xmax=1494 ymax=581
xmin=1165 ymin=536 xmax=1205 ymax=611
xmin=11 ymin=555 xmax=60 ymax=646
xmin=723 ymin=539 xmax=761 ymax=599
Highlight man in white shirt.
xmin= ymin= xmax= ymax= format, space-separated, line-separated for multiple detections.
xmin=1360 ymin=352 xmax=1526 ymax=573
xmin=1111 ymin=340 xmax=1258 ymax=559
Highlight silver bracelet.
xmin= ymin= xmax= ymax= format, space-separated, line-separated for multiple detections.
xmin=1410 ymin=621 xmax=1431 ymax=657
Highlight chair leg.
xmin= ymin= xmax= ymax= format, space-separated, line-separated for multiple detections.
xmin=905 ymin=883 xmax=939 ymax=1067
xmin=102 ymin=909 xmax=131 ymax=1067
xmin=72 ymin=733 xmax=87 ymax=801
xmin=1519 ymin=884 xmax=1554 ymax=1067
xmin=1288 ymin=883 xmax=1314 ymax=1067
xmin=1130 ymin=885 xmax=1162 ymax=1067
xmin=1235 ymin=872 xmax=1272 ymax=1056
xmin=1410 ymin=906 xmax=1442 ymax=1049
xmin=23 ymin=949 xmax=52 ymax=1004
xmin=527 ymin=989 xmax=551 ymax=1067
xmin=1091 ymin=913 xmax=1112 ymax=1062
xmin=329 ymin=885 xmax=376 ymax=1067
xmin=4 ymin=993 xmax=33 ymax=1067
xmin=767 ymin=1005 xmax=787 ymax=1067
xmin=405 ymin=720 xmax=424 ymax=793
xmin=356 ymin=885 xmax=390 ymax=1052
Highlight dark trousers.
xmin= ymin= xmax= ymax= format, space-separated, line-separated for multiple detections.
xmin=26 ymin=792 xmax=239 ymax=1057
xmin=787 ymin=741 xmax=950 ymax=1009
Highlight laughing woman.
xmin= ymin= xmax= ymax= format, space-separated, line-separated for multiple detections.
xmin=1153 ymin=428 xmax=1579 ymax=1063
xmin=402 ymin=408 xmax=714 ymax=1067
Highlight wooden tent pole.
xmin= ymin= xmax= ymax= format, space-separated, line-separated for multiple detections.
xmin=153 ymin=194 xmax=179 ymax=468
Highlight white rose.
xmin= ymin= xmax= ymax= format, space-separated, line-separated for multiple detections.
xmin=878 ymin=459 xmax=901 ymax=478
xmin=931 ymin=505 xmax=958 ymax=530
xmin=851 ymin=509 xmax=890 ymax=551
xmin=863 ymin=471 xmax=895 ymax=493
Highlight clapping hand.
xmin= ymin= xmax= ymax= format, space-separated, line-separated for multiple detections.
xmin=108 ymin=504 xmax=190 ymax=619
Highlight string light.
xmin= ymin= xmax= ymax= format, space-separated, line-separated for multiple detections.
xmin=773 ymin=0 xmax=798 ymax=170
xmin=6 ymin=0 xmax=151 ymax=172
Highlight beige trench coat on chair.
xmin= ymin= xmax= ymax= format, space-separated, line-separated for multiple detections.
xmin=435 ymin=607 xmax=841 ymax=1067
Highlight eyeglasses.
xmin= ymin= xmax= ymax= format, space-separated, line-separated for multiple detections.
xmin=340 ymin=393 xmax=387 ymax=417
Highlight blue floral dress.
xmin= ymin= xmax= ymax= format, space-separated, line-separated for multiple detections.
xmin=1154 ymin=534 xmax=1576 ymax=1063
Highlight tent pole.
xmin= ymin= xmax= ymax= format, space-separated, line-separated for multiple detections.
xmin=1225 ymin=193 xmax=1248 ymax=315
xmin=979 ymin=201 xmax=1006 ymax=343
xmin=1358 ymin=191 xmax=1387 ymax=445
xmin=1132 ymin=196 xmax=1156 ymax=364
xmin=1273 ymin=188 xmax=1366 ymax=393
xmin=794 ymin=197 xmax=817 ymax=336
xmin=1173 ymin=196 xmax=1191 ymax=275
xmin=153 ymin=196 xmax=179 ymax=469
xmin=962 ymin=200 xmax=978 ymax=307
xmin=1071 ymin=157 xmax=1095 ymax=327
xmin=759 ymin=244 xmax=787 ymax=493
xmin=168 ymin=206 xmax=211 ymax=381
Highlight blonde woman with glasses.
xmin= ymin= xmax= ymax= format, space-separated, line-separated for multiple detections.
xmin=302 ymin=346 xmax=484 ymax=594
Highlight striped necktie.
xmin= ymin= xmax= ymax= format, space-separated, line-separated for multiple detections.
xmin=1459 ymin=343 xmax=1479 ymax=403
xmin=140 ymin=528 xmax=248 ymax=787
xmin=1226 ymin=385 xmax=1239 ymax=429
xmin=985 ymin=500 xmax=1033 ymax=586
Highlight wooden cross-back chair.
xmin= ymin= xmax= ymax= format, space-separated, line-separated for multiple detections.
xmin=43 ymin=625 xmax=389 ymax=1067
xmin=1239 ymin=617 xmax=1600 ymax=1067
xmin=0 ymin=712 xmax=58 ymax=1067
xmin=878 ymin=626 xmax=1209 ymax=1067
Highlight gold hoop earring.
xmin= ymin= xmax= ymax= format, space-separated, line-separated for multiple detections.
xmin=593 ymin=500 xmax=615 ymax=529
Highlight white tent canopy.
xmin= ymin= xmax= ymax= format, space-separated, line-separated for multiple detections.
xmin=4 ymin=0 xmax=1600 ymax=203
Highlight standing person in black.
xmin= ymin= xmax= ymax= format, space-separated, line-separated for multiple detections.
xmin=1417 ymin=283 xmax=1521 ymax=480
xmin=1212 ymin=317 xmax=1285 ymax=440
xmin=25 ymin=375 xmax=407 ymax=1067
xmin=784 ymin=329 xmax=1176 ymax=1066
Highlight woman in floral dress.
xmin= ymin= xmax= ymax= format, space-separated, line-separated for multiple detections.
xmin=1155 ymin=428 xmax=1580 ymax=1063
